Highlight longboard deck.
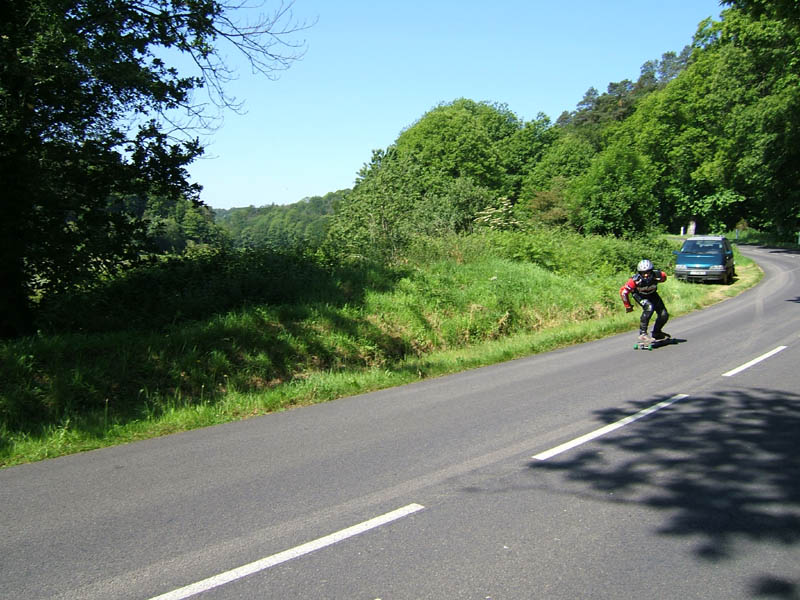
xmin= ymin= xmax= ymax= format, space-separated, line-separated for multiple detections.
xmin=633 ymin=337 xmax=673 ymax=350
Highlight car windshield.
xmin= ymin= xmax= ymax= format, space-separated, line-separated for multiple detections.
xmin=681 ymin=240 xmax=723 ymax=254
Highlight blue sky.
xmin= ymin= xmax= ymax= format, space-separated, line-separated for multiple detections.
xmin=189 ymin=1 xmax=724 ymax=210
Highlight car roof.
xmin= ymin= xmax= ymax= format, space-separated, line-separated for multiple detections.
xmin=685 ymin=235 xmax=727 ymax=241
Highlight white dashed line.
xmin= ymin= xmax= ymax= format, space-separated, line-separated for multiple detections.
xmin=148 ymin=503 xmax=425 ymax=600
xmin=722 ymin=346 xmax=787 ymax=377
xmin=532 ymin=394 xmax=689 ymax=461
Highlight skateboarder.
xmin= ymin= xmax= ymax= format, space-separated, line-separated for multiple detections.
xmin=620 ymin=259 xmax=670 ymax=343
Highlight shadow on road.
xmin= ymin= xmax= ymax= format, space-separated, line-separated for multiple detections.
xmin=529 ymin=387 xmax=800 ymax=598
xmin=767 ymin=248 xmax=800 ymax=256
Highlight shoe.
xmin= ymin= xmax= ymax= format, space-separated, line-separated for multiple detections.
xmin=652 ymin=331 xmax=671 ymax=340
xmin=638 ymin=333 xmax=654 ymax=342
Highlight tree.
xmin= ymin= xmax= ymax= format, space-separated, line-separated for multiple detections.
xmin=323 ymin=148 xmax=424 ymax=262
xmin=656 ymin=48 xmax=692 ymax=83
xmin=567 ymin=143 xmax=658 ymax=236
xmin=392 ymin=99 xmax=524 ymax=195
xmin=521 ymin=132 xmax=597 ymax=193
xmin=495 ymin=114 xmax=557 ymax=199
xmin=710 ymin=6 xmax=800 ymax=232
xmin=626 ymin=6 xmax=800 ymax=234
xmin=722 ymin=0 xmax=800 ymax=22
xmin=0 ymin=0 xmax=310 ymax=336
xmin=324 ymin=100 xmax=545 ymax=263
xmin=519 ymin=131 xmax=596 ymax=226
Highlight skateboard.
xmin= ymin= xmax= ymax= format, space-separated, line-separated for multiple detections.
xmin=633 ymin=335 xmax=672 ymax=350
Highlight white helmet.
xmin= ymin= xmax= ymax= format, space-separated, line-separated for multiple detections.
xmin=637 ymin=259 xmax=653 ymax=273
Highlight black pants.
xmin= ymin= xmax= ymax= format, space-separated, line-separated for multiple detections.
xmin=633 ymin=292 xmax=669 ymax=335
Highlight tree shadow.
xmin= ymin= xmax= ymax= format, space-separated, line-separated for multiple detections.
xmin=735 ymin=243 xmax=800 ymax=256
xmin=33 ymin=248 xmax=409 ymax=335
xmin=529 ymin=388 xmax=800 ymax=597
xmin=1 ymin=251 xmax=416 ymax=446
xmin=767 ymin=248 xmax=800 ymax=256
xmin=751 ymin=576 xmax=799 ymax=599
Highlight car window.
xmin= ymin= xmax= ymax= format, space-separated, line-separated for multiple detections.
xmin=681 ymin=239 xmax=728 ymax=254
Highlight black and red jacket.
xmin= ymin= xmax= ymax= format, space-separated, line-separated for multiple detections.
xmin=620 ymin=270 xmax=667 ymax=310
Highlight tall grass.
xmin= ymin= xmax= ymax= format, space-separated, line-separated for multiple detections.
xmin=0 ymin=231 xmax=761 ymax=467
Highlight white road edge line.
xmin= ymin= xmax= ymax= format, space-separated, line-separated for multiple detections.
xmin=532 ymin=394 xmax=689 ymax=461
xmin=722 ymin=346 xmax=788 ymax=377
xmin=148 ymin=503 xmax=425 ymax=600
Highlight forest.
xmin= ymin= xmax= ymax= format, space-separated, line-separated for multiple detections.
xmin=213 ymin=190 xmax=345 ymax=250
xmin=0 ymin=0 xmax=798 ymax=463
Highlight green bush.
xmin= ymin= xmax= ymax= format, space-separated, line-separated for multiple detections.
xmin=476 ymin=228 xmax=675 ymax=277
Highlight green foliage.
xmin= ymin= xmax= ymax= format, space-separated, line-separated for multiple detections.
xmin=566 ymin=144 xmax=659 ymax=235
xmin=34 ymin=246 xmax=342 ymax=334
xmin=142 ymin=196 xmax=229 ymax=253
xmin=324 ymin=3 xmax=800 ymax=262
xmin=393 ymin=99 xmax=522 ymax=193
xmin=214 ymin=191 xmax=344 ymax=250
xmin=674 ymin=189 xmax=747 ymax=234
xmin=726 ymin=227 xmax=800 ymax=247
xmin=712 ymin=8 xmax=800 ymax=232
xmin=490 ymin=114 xmax=557 ymax=198
xmin=722 ymin=0 xmax=800 ymax=24
xmin=519 ymin=132 xmax=597 ymax=226
xmin=473 ymin=229 xmax=675 ymax=278
xmin=1 ymin=231 xmax=670 ymax=446
xmin=323 ymin=148 xmax=422 ymax=262
xmin=621 ymin=5 xmax=800 ymax=234
xmin=324 ymin=100 xmax=558 ymax=262
xmin=520 ymin=132 xmax=597 ymax=194
xmin=0 ymin=0 xmax=306 ymax=337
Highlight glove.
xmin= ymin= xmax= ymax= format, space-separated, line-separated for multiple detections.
xmin=625 ymin=306 xmax=633 ymax=313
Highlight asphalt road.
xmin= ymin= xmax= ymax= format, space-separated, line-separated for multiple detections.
xmin=2 ymin=245 xmax=798 ymax=600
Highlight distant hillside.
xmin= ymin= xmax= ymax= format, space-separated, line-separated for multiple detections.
xmin=214 ymin=189 xmax=349 ymax=249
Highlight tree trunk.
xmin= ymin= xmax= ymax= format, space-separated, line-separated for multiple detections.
xmin=0 ymin=249 xmax=33 ymax=338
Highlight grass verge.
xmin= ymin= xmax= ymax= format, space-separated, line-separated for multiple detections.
xmin=0 ymin=242 xmax=762 ymax=468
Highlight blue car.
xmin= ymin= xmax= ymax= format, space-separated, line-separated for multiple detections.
xmin=673 ymin=235 xmax=736 ymax=284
